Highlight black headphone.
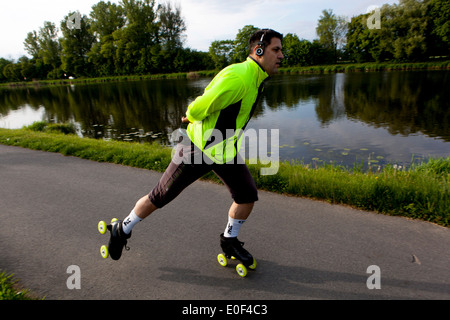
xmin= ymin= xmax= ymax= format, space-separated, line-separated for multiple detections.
xmin=256 ymin=31 xmax=266 ymax=56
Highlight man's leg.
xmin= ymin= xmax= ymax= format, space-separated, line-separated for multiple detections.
xmin=213 ymin=162 xmax=258 ymax=239
xmin=220 ymin=200 xmax=258 ymax=268
xmin=223 ymin=201 xmax=254 ymax=238
xmin=228 ymin=202 xmax=254 ymax=220
xmin=122 ymin=142 xmax=211 ymax=235
xmin=134 ymin=195 xmax=158 ymax=219
xmin=120 ymin=196 xmax=158 ymax=235
xmin=216 ymin=163 xmax=258 ymax=267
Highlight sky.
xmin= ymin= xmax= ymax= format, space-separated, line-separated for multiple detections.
xmin=0 ymin=0 xmax=398 ymax=60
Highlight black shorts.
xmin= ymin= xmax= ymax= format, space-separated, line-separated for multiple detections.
xmin=148 ymin=142 xmax=258 ymax=208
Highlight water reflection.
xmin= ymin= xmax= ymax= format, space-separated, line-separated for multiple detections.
xmin=0 ymin=70 xmax=448 ymax=168
xmin=250 ymin=71 xmax=450 ymax=167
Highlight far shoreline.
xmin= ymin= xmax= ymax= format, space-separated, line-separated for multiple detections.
xmin=1 ymin=60 xmax=449 ymax=89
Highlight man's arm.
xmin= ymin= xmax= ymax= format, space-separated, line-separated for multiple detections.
xmin=185 ymin=71 xmax=245 ymax=123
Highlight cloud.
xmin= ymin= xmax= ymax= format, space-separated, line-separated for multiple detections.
xmin=180 ymin=0 xmax=306 ymax=50
xmin=180 ymin=0 xmax=397 ymax=51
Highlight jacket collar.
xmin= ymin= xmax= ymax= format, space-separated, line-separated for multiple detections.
xmin=247 ymin=56 xmax=269 ymax=86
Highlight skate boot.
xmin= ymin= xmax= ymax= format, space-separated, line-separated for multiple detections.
xmin=98 ymin=218 xmax=131 ymax=260
xmin=217 ymin=233 xmax=257 ymax=277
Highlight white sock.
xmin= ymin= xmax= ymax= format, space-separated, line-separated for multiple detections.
xmin=223 ymin=217 xmax=246 ymax=238
xmin=122 ymin=210 xmax=142 ymax=234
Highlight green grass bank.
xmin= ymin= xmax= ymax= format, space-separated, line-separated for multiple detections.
xmin=0 ymin=70 xmax=218 ymax=88
xmin=1 ymin=124 xmax=449 ymax=227
xmin=278 ymin=60 xmax=450 ymax=74
xmin=0 ymin=271 xmax=39 ymax=300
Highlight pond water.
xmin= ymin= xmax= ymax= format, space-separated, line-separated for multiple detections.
xmin=0 ymin=70 xmax=449 ymax=169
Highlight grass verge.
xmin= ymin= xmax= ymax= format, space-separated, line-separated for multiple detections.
xmin=0 ymin=271 xmax=39 ymax=300
xmin=278 ymin=60 xmax=450 ymax=74
xmin=0 ymin=70 xmax=218 ymax=88
xmin=1 ymin=125 xmax=448 ymax=227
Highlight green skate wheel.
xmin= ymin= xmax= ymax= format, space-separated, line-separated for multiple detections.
xmin=249 ymin=258 xmax=257 ymax=270
xmin=111 ymin=218 xmax=118 ymax=223
xmin=100 ymin=245 xmax=109 ymax=259
xmin=217 ymin=254 xmax=228 ymax=267
xmin=98 ymin=221 xmax=107 ymax=235
xmin=236 ymin=264 xmax=248 ymax=277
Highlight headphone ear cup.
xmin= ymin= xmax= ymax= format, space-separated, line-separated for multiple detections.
xmin=256 ymin=45 xmax=264 ymax=56
xmin=255 ymin=47 xmax=263 ymax=56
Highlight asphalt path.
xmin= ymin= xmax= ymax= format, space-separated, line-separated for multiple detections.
xmin=1 ymin=144 xmax=450 ymax=301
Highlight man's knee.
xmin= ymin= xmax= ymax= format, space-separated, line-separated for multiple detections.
xmin=234 ymin=188 xmax=258 ymax=204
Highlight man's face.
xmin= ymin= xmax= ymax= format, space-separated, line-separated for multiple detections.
xmin=258 ymin=38 xmax=284 ymax=76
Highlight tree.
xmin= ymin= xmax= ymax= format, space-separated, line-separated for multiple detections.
xmin=154 ymin=2 xmax=187 ymax=73
xmin=60 ymin=12 xmax=97 ymax=77
xmin=113 ymin=0 xmax=159 ymax=74
xmin=24 ymin=31 xmax=40 ymax=59
xmin=346 ymin=13 xmax=381 ymax=62
xmin=37 ymin=21 xmax=62 ymax=78
xmin=0 ymin=58 xmax=11 ymax=82
xmin=90 ymin=1 xmax=126 ymax=39
xmin=22 ymin=21 xmax=63 ymax=79
xmin=157 ymin=2 xmax=186 ymax=52
xmin=18 ymin=56 xmax=38 ymax=80
xmin=427 ymin=0 xmax=450 ymax=57
xmin=88 ymin=1 xmax=126 ymax=76
xmin=309 ymin=40 xmax=332 ymax=65
xmin=232 ymin=25 xmax=259 ymax=63
xmin=282 ymin=33 xmax=313 ymax=66
xmin=389 ymin=0 xmax=428 ymax=61
xmin=209 ymin=40 xmax=234 ymax=69
xmin=23 ymin=31 xmax=48 ymax=78
xmin=38 ymin=22 xmax=61 ymax=68
xmin=346 ymin=1 xmax=434 ymax=62
xmin=316 ymin=9 xmax=348 ymax=63
xmin=2 ymin=63 xmax=22 ymax=82
xmin=9 ymin=0 xmax=216 ymax=81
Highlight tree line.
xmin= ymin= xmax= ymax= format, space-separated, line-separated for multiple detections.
xmin=0 ymin=0 xmax=448 ymax=83
xmin=284 ymin=0 xmax=448 ymax=67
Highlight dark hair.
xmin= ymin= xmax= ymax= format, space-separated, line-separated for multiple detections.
xmin=248 ymin=29 xmax=283 ymax=53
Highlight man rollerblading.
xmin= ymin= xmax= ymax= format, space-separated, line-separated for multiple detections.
xmin=99 ymin=29 xmax=284 ymax=277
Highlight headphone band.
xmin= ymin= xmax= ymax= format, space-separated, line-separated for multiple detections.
xmin=260 ymin=32 xmax=265 ymax=42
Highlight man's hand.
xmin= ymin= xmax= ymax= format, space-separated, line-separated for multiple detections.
xmin=181 ymin=116 xmax=191 ymax=124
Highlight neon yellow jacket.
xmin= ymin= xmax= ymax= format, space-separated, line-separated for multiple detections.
xmin=185 ymin=57 xmax=268 ymax=164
